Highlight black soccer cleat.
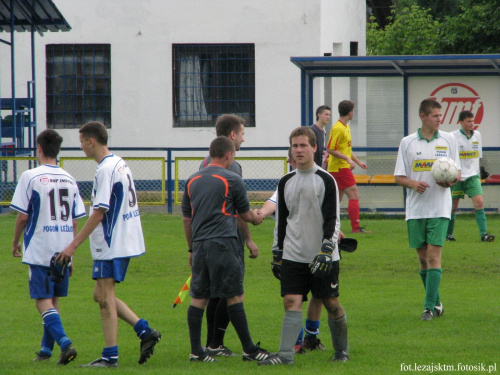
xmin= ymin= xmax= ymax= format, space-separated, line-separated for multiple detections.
xmin=257 ymin=353 xmax=293 ymax=366
xmin=333 ymin=351 xmax=350 ymax=362
xmin=242 ymin=342 xmax=270 ymax=361
xmin=139 ymin=328 xmax=162 ymax=364
xmin=189 ymin=351 xmax=218 ymax=362
xmin=207 ymin=345 xmax=236 ymax=357
xmin=57 ymin=345 xmax=77 ymax=365
xmin=481 ymin=233 xmax=495 ymax=242
xmin=302 ymin=337 xmax=326 ymax=351
xmin=81 ymin=357 xmax=118 ymax=367
xmin=351 ymin=226 xmax=372 ymax=234
xmin=34 ymin=351 xmax=51 ymax=361
xmin=446 ymin=235 xmax=456 ymax=241
xmin=421 ymin=308 xmax=434 ymax=321
xmin=434 ymin=303 xmax=444 ymax=317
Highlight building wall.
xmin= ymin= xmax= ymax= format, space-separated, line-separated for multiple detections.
xmin=1 ymin=0 xmax=366 ymax=151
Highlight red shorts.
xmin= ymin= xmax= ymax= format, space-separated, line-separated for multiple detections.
xmin=330 ymin=168 xmax=356 ymax=190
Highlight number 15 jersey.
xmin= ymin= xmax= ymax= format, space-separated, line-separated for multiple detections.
xmin=10 ymin=164 xmax=86 ymax=267
xmin=90 ymin=154 xmax=145 ymax=260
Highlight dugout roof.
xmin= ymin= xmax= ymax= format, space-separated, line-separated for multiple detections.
xmin=290 ymin=54 xmax=500 ymax=127
xmin=0 ymin=0 xmax=71 ymax=34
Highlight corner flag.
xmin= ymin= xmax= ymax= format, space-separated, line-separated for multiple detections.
xmin=172 ymin=274 xmax=192 ymax=308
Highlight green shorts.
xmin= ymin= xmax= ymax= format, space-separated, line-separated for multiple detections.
xmin=451 ymin=175 xmax=483 ymax=199
xmin=407 ymin=218 xmax=449 ymax=248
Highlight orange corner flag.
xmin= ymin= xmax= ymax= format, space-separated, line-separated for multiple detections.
xmin=172 ymin=274 xmax=192 ymax=308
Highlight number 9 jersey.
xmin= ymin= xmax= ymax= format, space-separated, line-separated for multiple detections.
xmin=10 ymin=164 xmax=86 ymax=267
xmin=89 ymin=154 xmax=145 ymax=260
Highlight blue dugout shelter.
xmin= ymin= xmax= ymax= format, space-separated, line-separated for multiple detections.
xmin=291 ymin=54 xmax=500 ymax=140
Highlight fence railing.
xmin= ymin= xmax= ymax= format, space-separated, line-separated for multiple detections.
xmin=1 ymin=147 xmax=499 ymax=214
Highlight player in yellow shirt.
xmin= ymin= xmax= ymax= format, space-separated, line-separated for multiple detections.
xmin=326 ymin=100 xmax=371 ymax=233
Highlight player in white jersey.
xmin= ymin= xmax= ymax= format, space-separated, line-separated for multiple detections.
xmin=57 ymin=122 xmax=161 ymax=367
xmin=88 ymin=154 xmax=146 ymax=260
xmin=446 ymin=110 xmax=494 ymax=242
xmin=395 ymin=99 xmax=461 ymax=321
xmin=11 ymin=129 xmax=85 ymax=365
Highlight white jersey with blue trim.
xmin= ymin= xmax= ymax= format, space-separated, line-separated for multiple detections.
xmin=267 ymin=189 xmax=277 ymax=220
xmin=89 ymin=154 xmax=145 ymax=260
xmin=10 ymin=164 xmax=86 ymax=267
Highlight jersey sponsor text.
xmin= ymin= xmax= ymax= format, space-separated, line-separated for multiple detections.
xmin=412 ymin=160 xmax=434 ymax=171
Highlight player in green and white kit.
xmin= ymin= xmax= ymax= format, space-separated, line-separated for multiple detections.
xmin=446 ymin=110 xmax=494 ymax=242
xmin=394 ymin=99 xmax=461 ymax=321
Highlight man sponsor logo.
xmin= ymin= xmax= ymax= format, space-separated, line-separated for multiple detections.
xmin=435 ymin=146 xmax=447 ymax=151
xmin=430 ymin=83 xmax=483 ymax=130
xmin=413 ymin=159 xmax=434 ymax=171
xmin=459 ymin=150 xmax=479 ymax=159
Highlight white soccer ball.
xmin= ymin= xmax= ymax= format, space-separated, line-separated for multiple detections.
xmin=431 ymin=157 xmax=458 ymax=183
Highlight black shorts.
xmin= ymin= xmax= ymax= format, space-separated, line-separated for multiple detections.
xmin=191 ymin=237 xmax=244 ymax=299
xmin=280 ymin=259 xmax=339 ymax=301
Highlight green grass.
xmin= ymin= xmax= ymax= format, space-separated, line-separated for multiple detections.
xmin=0 ymin=211 xmax=499 ymax=375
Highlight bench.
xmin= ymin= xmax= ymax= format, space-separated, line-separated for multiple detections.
xmin=353 ymin=174 xmax=500 ymax=186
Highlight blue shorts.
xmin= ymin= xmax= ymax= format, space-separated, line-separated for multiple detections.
xmin=92 ymin=258 xmax=130 ymax=283
xmin=29 ymin=265 xmax=69 ymax=299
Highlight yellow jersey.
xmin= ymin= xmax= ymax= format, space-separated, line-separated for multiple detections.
xmin=326 ymin=120 xmax=352 ymax=172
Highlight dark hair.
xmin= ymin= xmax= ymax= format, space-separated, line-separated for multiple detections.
xmin=419 ymin=99 xmax=442 ymax=116
xmin=215 ymin=114 xmax=245 ymax=137
xmin=338 ymin=100 xmax=355 ymax=116
xmin=289 ymin=126 xmax=316 ymax=148
xmin=37 ymin=129 xmax=63 ymax=158
xmin=209 ymin=136 xmax=235 ymax=159
xmin=79 ymin=121 xmax=108 ymax=145
xmin=458 ymin=110 xmax=474 ymax=122
xmin=316 ymin=105 xmax=331 ymax=121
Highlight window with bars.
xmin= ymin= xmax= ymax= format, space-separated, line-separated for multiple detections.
xmin=172 ymin=44 xmax=255 ymax=128
xmin=46 ymin=44 xmax=111 ymax=129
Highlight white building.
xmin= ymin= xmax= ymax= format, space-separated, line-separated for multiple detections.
xmin=2 ymin=0 xmax=366 ymax=151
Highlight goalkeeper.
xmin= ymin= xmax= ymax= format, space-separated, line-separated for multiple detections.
xmin=258 ymin=127 xmax=348 ymax=366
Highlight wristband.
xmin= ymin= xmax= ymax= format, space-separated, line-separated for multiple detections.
xmin=188 ymin=248 xmax=192 ymax=253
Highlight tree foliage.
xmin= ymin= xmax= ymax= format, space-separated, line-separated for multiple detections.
xmin=367 ymin=4 xmax=441 ymax=55
xmin=440 ymin=0 xmax=500 ymax=54
xmin=367 ymin=0 xmax=500 ymax=55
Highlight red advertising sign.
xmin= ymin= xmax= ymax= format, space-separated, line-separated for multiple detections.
xmin=430 ymin=83 xmax=483 ymax=130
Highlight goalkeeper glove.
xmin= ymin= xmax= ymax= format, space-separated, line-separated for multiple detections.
xmin=480 ymin=166 xmax=489 ymax=180
xmin=49 ymin=252 xmax=68 ymax=283
xmin=309 ymin=240 xmax=334 ymax=278
xmin=271 ymin=249 xmax=282 ymax=280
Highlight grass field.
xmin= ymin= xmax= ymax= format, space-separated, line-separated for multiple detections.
xmin=0 ymin=211 xmax=498 ymax=375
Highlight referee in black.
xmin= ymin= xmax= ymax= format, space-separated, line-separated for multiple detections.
xmin=182 ymin=136 xmax=270 ymax=363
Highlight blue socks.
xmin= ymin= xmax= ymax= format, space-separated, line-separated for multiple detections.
xmin=304 ymin=318 xmax=320 ymax=341
xmin=41 ymin=309 xmax=71 ymax=351
xmin=102 ymin=346 xmax=119 ymax=363
xmin=134 ymin=318 xmax=151 ymax=339
xmin=40 ymin=321 xmax=55 ymax=356
xmin=295 ymin=328 xmax=304 ymax=346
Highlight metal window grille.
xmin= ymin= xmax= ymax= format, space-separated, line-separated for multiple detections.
xmin=46 ymin=44 xmax=111 ymax=129
xmin=173 ymin=44 xmax=255 ymax=127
